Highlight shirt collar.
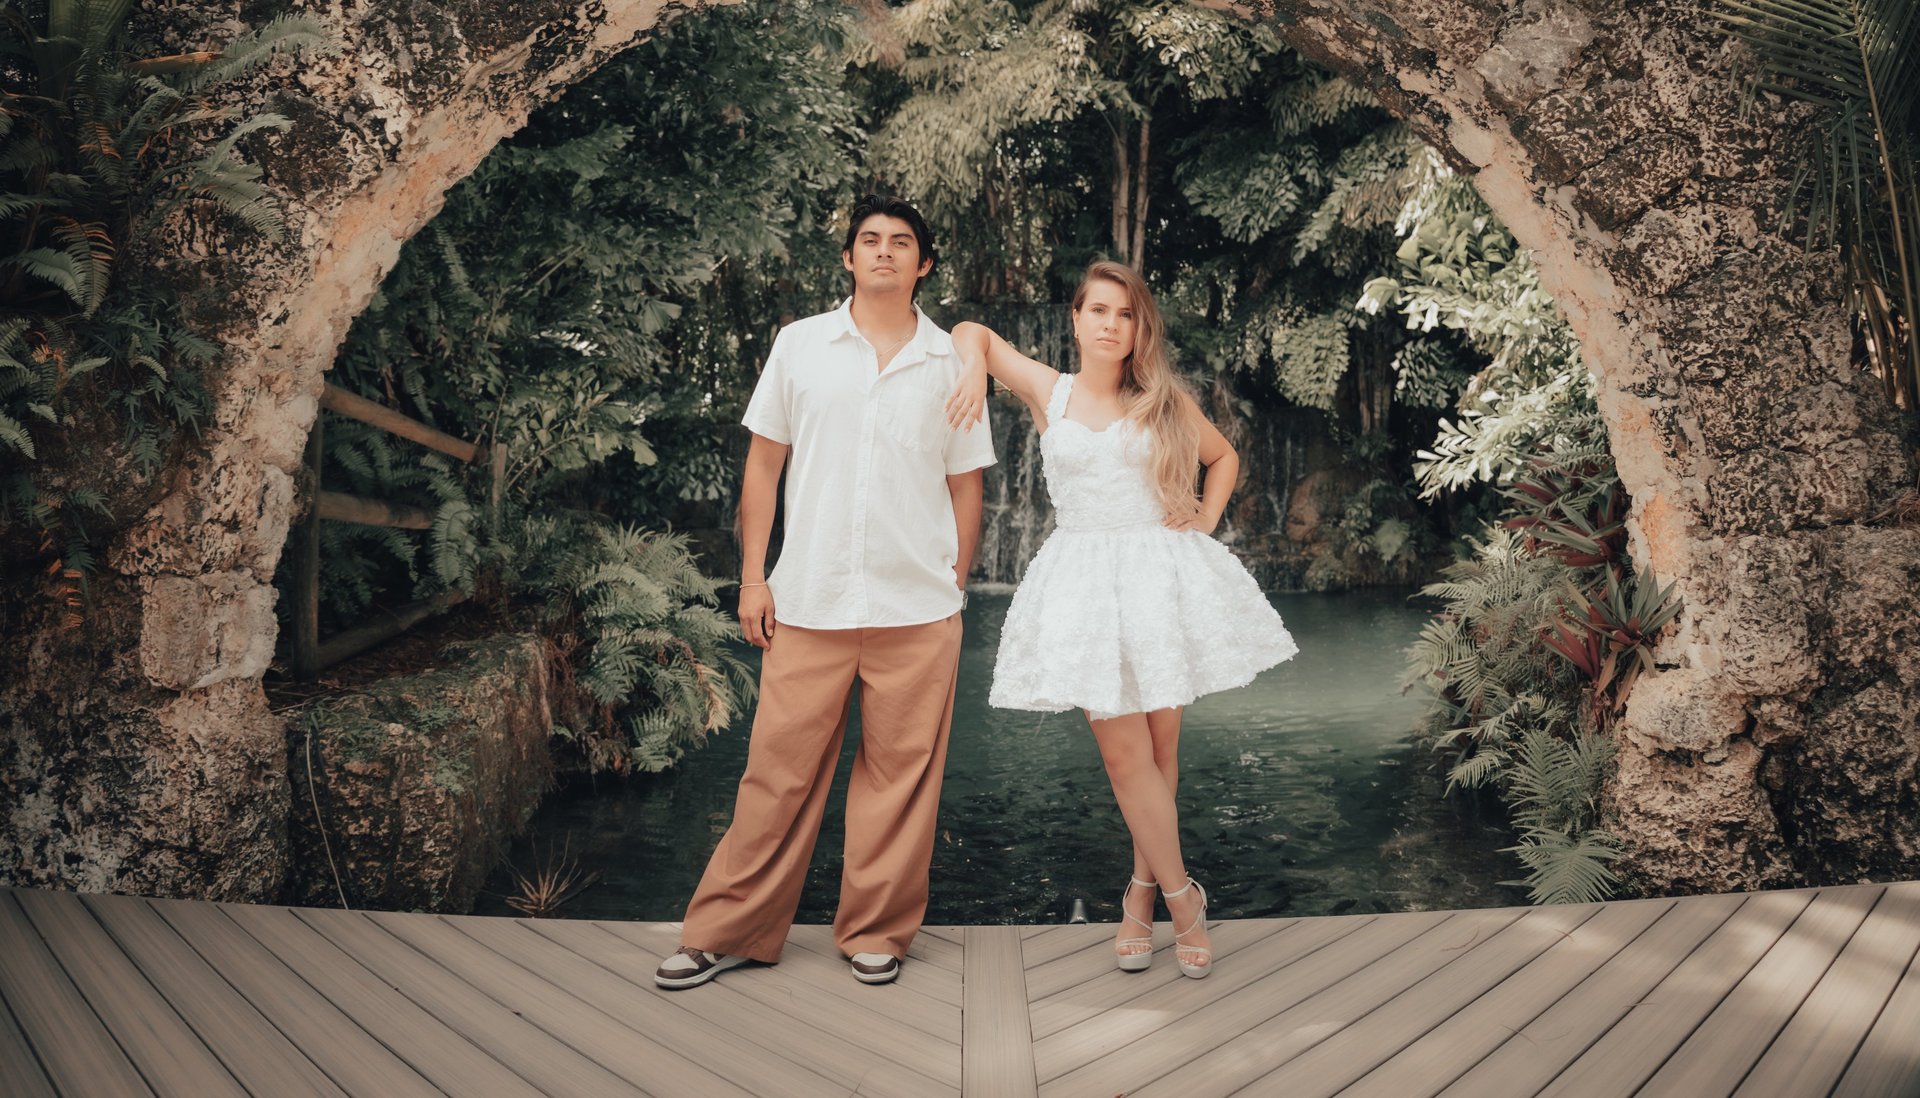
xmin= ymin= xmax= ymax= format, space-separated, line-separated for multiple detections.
xmin=830 ymin=297 xmax=939 ymax=366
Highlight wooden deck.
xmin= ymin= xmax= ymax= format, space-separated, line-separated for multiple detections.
xmin=1 ymin=881 xmax=1917 ymax=1097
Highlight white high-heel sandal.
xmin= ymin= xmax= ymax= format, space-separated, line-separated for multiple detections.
xmin=1162 ymin=877 xmax=1212 ymax=979
xmin=1115 ymin=876 xmax=1156 ymax=972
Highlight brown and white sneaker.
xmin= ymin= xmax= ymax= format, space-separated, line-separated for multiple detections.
xmin=654 ymin=945 xmax=748 ymax=989
xmin=850 ymin=952 xmax=900 ymax=984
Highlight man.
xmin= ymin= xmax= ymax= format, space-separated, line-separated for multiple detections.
xmin=655 ymin=195 xmax=993 ymax=989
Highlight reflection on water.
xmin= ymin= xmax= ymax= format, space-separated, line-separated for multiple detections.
xmin=475 ymin=588 xmax=1521 ymax=924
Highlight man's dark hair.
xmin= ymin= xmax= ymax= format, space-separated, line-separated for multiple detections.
xmin=842 ymin=193 xmax=937 ymax=297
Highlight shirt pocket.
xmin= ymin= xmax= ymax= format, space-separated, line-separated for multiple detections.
xmin=880 ymin=379 xmax=948 ymax=453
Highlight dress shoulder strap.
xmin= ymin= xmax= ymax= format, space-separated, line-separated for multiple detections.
xmin=1044 ymin=372 xmax=1074 ymax=422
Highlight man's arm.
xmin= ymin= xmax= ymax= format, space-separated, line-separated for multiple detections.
xmin=738 ymin=433 xmax=789 ymax=647
xmin=947 ymin=468 xmax=985 ymax=592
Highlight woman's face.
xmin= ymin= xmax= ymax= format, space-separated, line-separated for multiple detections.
xmin=1074 ymin=278 xmax=1136 ymax=364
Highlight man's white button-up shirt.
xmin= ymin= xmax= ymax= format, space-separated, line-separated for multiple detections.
xmin=742 ymin=298 xmax=997 ymax=630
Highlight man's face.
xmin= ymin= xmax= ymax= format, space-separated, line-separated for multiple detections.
xmin=842 ymin=214 xmax=932 ymax=296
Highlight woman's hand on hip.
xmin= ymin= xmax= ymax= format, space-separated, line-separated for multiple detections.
xmin=1164 ymin=511 xmax=1217 ymax=535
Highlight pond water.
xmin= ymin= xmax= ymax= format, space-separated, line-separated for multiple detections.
xmin=474 ymin=588 xmax=1521 ymax=925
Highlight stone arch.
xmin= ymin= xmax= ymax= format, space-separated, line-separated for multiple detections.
xmin=3 ymin=0 xmax=1913 ymax=902
xmin=1228 ymin=0 xmax=1918 ymax=891
xmin=0 ymin=0 xmax=712 ymax=900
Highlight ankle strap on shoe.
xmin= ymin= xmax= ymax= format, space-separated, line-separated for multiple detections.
xmin=1130 ymin=876 xmax=1156 ymax=888
xmin=1161 ymin=877 xmax=1197 ymax=900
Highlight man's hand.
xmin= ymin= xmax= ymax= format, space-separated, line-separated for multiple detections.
xmin=945 ymin=362 xmax=989 ymax=431
xmin=739 ymin=584 xmax=776 ymax=649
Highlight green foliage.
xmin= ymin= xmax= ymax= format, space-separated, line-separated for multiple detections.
xmin=1357 ymin=170 xmax=1591 ymax=498
xmin=1502 ymin=727 xmax=1624 ymax=905
xmin=1406 ymin=528 xmax=1625 ymax=903
xmin=514 ymin=520 xmax=756 ymax=774
xmin=302 ymin=0 xmax=857 ymax=772
xmin=0 ymin=0 xmax=331 ymax=558
xmin=1713 ymin=0 xmax=1919 ymax=406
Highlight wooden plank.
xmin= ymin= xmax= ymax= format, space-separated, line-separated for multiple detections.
xmin=1344 ymin=898 xmax=1678 ymax=1097
xmin=963 ymin=926 xmax=1037 ymax=1098
xmin=1054 ymin=910 xmax=1518 ymax=1098
xmin=222 ymin=904 xmax=551 ymax=1097
xmin=1138 ymin=904 xmax=1565 ymax=1098
xmin=909 ymin=926 xmax=965 ymax=974
xmin=312 ymin=587 xmax=467 ymax=670
xmin=322 ymin=382 xmax=479 ymax=463
xmin=1436 ymin=893 xmax=1742 ymax=1098
xmin=290 ymin=416 xmax=323 ymax=679
xmin=1034 ymin=910 xmax=1451 ymax=1084
xmin=1026 ymin=918 xmax=1292 ymax=1035
xmin=1021 ymin=923 xmax=1113 ymax=967
xmin=920 ymin=925 xmax=966 ymax=947
xmin=785 ymin=923 xmax=963 ymax=1006
xmin=15 ymin=889 xmax=246 ymax=1098
xmin=148 ymin=897 xmax=441 ymax=1098
xmin=610 ymin=918 xmax=965 ymax=1076
xmin=0 ymin=971 xmax=57 ymax=1098
xmin=1637 ymin=886 xmax=1880 ymax=1097
xmin=1736 ymin=883 xmax=1920 ymax=1097
xmin=363 ymin=908 xmax=755 ymax=1097
xmin=524 ymin=917 xmax=958 ymax=1097
xmin=315 ymin=489 xmax=434 ymax=530
xmin=1536 ymin=887 xmax=1817 ymax=1098
xmin=1833 ymin=882 xmax=1920 ymax=1098
xmin=283 ymin=906 xmax=633 ymax=1098
xmin=79 ymin=893 xmax=343 ymax=1098
xmin=439 ymin=912 xmax=854 ymax=1098
xmin=0 ymin=892 xmax=153 ymax=1097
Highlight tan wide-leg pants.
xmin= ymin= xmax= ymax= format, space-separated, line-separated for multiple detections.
xmin=680 ymin=613 xmax=964 ymax=963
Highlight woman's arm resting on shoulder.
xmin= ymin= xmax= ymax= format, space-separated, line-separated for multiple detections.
xmin=1165 ymin=395 xmax=1238 ymax=536
xmin=945 ymin=321 xmax=1059 ymax=429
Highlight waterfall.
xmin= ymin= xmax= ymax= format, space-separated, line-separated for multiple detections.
xmin=954 ymin=303 xmax=1320 ymax=592
xmin=965 ymin=304 xmax=1075 ymax=590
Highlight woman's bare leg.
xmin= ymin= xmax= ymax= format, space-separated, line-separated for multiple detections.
xmin=1121 ymin=707 xmax=1184 ymax=948
xmin=1090 ymin=708 xmax=1209 ymax=963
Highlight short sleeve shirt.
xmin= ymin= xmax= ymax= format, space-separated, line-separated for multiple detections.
xmin=741 ymin=298 xmax=997 ymax=629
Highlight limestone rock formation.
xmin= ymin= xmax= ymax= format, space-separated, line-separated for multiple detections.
xmin=1231 ymin=0 xmax=1920 ymax=891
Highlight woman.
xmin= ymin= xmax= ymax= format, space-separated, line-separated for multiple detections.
xmin=944 ymin=260 xmax=1297 ymax=978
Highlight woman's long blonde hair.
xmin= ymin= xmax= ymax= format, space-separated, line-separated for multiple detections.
xmin=1072 ymin=260 xmax=1202 ymax=518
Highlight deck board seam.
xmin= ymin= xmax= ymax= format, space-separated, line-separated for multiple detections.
xmin=0 ymin=940 xmax=65 ymax=1097
xmin=1523 ymin=895 xmax=1745 ymax=1098
xmin=1598 ymin=889 xmax=1828 ymax=1096
xmin=241 ymin=905 xmax=531 ymax=1095
xmin=1415 ymin=901 xmax=1669 ymax=1096
xmin=1721 ymin=886 xmax=1893 ymax=1098
xmin=505 ymin=915 xmax=956 ymax=1094
xmin=81 ymin=894 xmax=338 ymax=1098
xmin=376 ymin=909 xmax=732 ymax=1096
xmin=1828 ymin=899 xmax=1920 ymax=1097
xmin=1025 ymin=917 xmax=1309 ymax=1024
xmin=6 ymin=891 xmax=164 ymax=1098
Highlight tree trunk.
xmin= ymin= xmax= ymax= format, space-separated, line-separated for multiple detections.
xmin=1131 ymin=114 xmax=1151 ymax=268
xmin=1110 ymin=117 xmax=1133 ymax=263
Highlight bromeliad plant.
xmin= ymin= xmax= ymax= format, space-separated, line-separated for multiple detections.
xmin=1543 ymin=566 xmax=1683 ymax=725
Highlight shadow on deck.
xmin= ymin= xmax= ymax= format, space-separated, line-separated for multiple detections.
xmin=2 ymin=880 xmax=1917 ymax=1096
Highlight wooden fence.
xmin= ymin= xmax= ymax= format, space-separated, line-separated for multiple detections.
xmin=286 ymin=383 xmax=507 ymax=680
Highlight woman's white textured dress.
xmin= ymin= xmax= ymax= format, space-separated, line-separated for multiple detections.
xmin=989 ymin=373 xmax=1298 ymax=718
